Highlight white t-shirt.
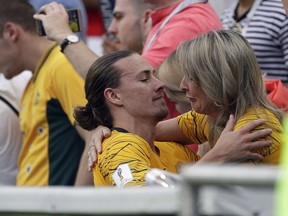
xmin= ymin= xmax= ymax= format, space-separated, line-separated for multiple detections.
xmin=0 ymin=71 xmax=31 ymax=185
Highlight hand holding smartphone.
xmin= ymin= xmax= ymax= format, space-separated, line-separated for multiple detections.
xmin=36 ymin=9 xmax=82 ymax=36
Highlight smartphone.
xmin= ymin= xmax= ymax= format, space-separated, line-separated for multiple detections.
xmin=36 ymin=9 xmax=82 ymax=36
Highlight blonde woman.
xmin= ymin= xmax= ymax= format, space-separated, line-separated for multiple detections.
xmin=156 ymin=30 xmax=283 ymax=164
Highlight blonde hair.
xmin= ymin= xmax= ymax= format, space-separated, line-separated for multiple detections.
xmin=157 ymin=51 xmax=191 ymax=113
xmin=176 ymin=30 xmax=283 ymax=145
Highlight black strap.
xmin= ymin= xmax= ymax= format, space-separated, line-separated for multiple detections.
xmin=111 ymin=127 xmax=129 ymax=133
xmin=0 ymin=95 xmax=19 ymax=116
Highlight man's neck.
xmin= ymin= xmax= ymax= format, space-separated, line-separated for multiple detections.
xmin=21 ymin=34 xmax=55 ymax=72
xmin=113 ymin=117 xmax=158 ymax=153
xmin=236 ymin=0 xmax=255 ymax=19
xmin=238 ymin=0 xmax=255 ymax=12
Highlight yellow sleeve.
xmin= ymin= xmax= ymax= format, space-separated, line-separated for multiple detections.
xmin=177 ymin=111 xmax=209 ymax=144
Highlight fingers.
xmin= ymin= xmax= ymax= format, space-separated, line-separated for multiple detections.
xmin=87 ymin=153 xmax=93 ymax=172
xmin=249 ymin=140 xmax=272 ymax=150
xmin=222 ymin=114 xmax=235 ymax=133
xmin=248 ymin=128 xmax=272 ymax=141
xmin=90 ymin=136 xmax=102 ymax=154
xmin=58 ymin=3 xmax=67 ymax=14
xmin=90 ymin=145 xmax=97 ymax=164
xmin=38 ymin=2 xmax=62 ymax=13
xmin=88 ymin=144 xmax=97 ymax=172
xmin=38 ymin=2 xmax=55 ymax=14
xmin=102 ymin=127 xmax=112 ymax=139
xmin=87 ymin=126 xmax=111 ymax=171
xmin=92 ymin=126 xmax=111 ymax=153
xmin=87 ymin=145 xmax=97 ymax=172
xmin=240 ymin=119 xmax=266 ymax=133
xmin=36 ymin=2 xmax=67 ymax=18
xmin=33 ymin=13 xmax=45 ymax=21
xmin=97 ymin=125 xmax=111 ymax=138
xmin=239 ymin=140 xmax=272 ymax=162
xmin=244 ymin=152 xmax=264 ymax=161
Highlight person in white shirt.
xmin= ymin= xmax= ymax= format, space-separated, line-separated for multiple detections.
xmin=0 ymin=71 xmax=31 ymax=185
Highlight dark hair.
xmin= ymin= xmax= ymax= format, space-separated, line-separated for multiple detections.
xmin=0 ymin=0 xmax=37 ymax=36
xmin=74 ymin=50 xmax=136 ymax=130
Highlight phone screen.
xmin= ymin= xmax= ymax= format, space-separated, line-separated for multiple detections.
xmin=36 ymin=9 xmax=82 ymax=36
xmin=67 ymin=9 xmax=82 ymax=32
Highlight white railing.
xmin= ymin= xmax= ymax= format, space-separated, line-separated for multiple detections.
xmin=180 ymin=164 xmax=279 ymax=216
xmin=0 ymin=165 xmax=280 ymax=216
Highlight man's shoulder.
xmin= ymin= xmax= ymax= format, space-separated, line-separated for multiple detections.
xmin=44 ymin=45 xmax=82 ymax=78
xmin=104 ymin=131 xmax=149 ymax=149
xmin=102 ymin=131 xmax=151 ymax=158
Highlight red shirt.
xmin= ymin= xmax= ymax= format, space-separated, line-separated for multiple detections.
xmin=143 ymin=1 xmax=222 ymax=69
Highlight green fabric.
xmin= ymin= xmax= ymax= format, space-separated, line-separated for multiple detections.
xmin=47 ymin=99 xmax=84 ymax=185
xmin=276 ymin=116 xmax=288 ymax=216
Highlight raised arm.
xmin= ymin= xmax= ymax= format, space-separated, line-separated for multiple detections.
xmin=155 ymin=117 xmax=192 ymax=144
xmin=33 ymin=2 xmax=98 ymax=79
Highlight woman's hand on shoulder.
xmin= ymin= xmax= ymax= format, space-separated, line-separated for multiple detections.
xmin=87 ymin=125 xmax=111 ymax=171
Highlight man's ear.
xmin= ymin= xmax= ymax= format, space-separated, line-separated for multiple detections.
xmin=104 ymin=88 xmax=123 ymax=106
xmin=142 ymin=9 xmax=153 ymax=39
xmin=2 ymin=22 xmax=19 ymax=42
xmin=143 ymin=9 xmax=153 ymax=24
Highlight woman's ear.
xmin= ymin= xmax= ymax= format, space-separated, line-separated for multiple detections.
xmin=104 ymin=88 xmax=123 ymax=106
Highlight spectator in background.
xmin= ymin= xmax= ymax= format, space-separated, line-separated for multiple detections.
xmin=98 ymin=0 xmax=116 ymax=54
xmin=142 ymin=0 xmax=221 ymax=69
xmin=103 ymin=0 xmax=155 ymax=55
xmin=221 ymin=0 xmax=288 ymax=87
xmin=0 ymin=72 xmax=31 ymax=185
xmin=99 ymin=0 xmax=115 ymax=32
xmin=0 ymin=0 xmax=92 ymax=186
